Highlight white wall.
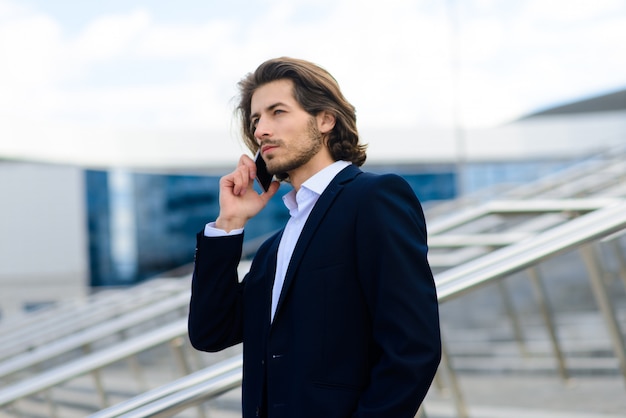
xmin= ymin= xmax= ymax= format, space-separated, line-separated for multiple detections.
xmin=0 ymin=161 xmax=88 ymax=319
xmin=1 ymin=111 xmax=624 ymax=169
xmin=464 ymin=111 xmax=626 ymax=160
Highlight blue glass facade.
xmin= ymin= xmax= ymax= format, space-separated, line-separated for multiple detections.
xmin=85 ymin=159 xmax=572 ymax=287
xmin=462 ymin=160 xmax=573 ymax=195
xmin=85 ymin=170 xmax=114 ymax=286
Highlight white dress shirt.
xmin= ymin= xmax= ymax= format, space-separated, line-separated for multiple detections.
xmin=204 ymin=160 xmax=351 ymax=322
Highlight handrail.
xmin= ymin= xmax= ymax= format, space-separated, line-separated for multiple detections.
xmin=119 ymin=369 xmax=242 ymax=418
xmin=425 ymin=198 xmax=623 ymax=269
xmin=88 ymin=355 xmax=242 ymax=418
xmin=427 ymin=198 xmax=620 ymax=235
xmin=0 ymin=292 xmax=190 ymax=379
xmin=2 ymin=199 xmax=623 ymax=413
xmin=1 ymin=147 xmax=624 ymax=416
xmin=499 ymin=149 xmax=625 ymax=200
xmin=79 ymin=199 xmax=626 ymax=417
xmin=435 ymin=200 xmax=626 ymax=290
xmin=0 ymin=278 xmax=189 ymax=361
xmin=428 ymin=232 xmax=533 ymax=248
xmin=0 ymin=319 xmax=187 ymax=406
xmin=424 ymin=147 xmax=625 ymax=219
xmin=0 ymin=278 xmax=179 ymax=339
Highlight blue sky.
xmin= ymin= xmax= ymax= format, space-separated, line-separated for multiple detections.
xmin=1 ymin=0 xmax=625 ymax=165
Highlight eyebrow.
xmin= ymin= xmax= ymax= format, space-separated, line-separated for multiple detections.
xmin=250 ymin=102 xmax=288 ymax=121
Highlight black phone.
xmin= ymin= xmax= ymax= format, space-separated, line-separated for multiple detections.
xmin=255 ymin=151 xmax=273 ymax=192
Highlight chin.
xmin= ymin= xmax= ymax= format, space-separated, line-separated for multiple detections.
xmin=266 ymin=159 xmax=284 ymax=174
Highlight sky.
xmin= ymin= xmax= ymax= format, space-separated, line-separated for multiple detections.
xmin=1 ymin=0 xmax=625 ymax=166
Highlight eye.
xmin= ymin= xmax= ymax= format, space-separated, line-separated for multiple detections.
xmin=274 ymin=109 xmax=284 ymax=115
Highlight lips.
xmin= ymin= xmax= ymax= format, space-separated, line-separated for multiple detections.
xmin=261 ymin=144 xmax=278 ymax=154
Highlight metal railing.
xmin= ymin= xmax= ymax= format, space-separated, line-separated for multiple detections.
xmin=89 ymin=355 xmax=243 ymax=418
xmin=1 ymin=147 xmax=625 ymax=417
xmin=81 ymin=199 xmax=626 ymax=418
xmin=0 ymin=278 xmax=189 ymax=361
xmin=0 ymin=291 xmax=190 ymax=380
xmin=0 ymin=320 xmax=191 ymax=416
xmin=425 ymin=146 xmax=626 ymax=221
xmin=426 ymin=198 xmax=621 ymax=270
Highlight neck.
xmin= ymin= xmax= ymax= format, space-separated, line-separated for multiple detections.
xmin=289 ymin=152 xmax=335 ymax=191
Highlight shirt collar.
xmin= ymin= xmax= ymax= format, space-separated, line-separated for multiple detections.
xmin=282 ymin=160 xmax=351 ymax=213
xmin=302 ymin=160 xmax=351 ymax=195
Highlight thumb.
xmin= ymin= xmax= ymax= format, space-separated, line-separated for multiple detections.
xmin=260 ymin=180 xmax=280 ymax=202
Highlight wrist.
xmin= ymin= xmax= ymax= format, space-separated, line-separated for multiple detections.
xmin=215 ymin=216 xmax=246 ymax=233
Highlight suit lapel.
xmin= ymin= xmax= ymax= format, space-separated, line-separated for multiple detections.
xmin=272 ymin=165 xmax=361 ymax=322
xmin=263 ymin=230 xmax=282 ymax=321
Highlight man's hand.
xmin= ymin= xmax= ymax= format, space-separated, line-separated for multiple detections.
xmin=215 ymin=154 xmax=280 ymax=232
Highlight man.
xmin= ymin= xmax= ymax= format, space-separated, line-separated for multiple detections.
xmin=188 ymin=57 xmax=441 ymax=418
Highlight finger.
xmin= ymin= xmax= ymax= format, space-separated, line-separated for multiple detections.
xmin=228 ymin=167 xmax=244 ymax=196
xmin=239 ymin=165 xmax=254 ymax=195
xmin=238 ymin=154 xmax=257 ymax=180
xmin=220 ymin=171 xmax=236 ymax=190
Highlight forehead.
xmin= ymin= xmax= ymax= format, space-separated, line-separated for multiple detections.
xmin=250 ymin=79 xmax=298 ymax=113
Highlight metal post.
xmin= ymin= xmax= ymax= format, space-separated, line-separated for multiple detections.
xmin=432 ymin=369 xmax=446 ymax=393
xmin=610 ymin=239 xmax=626 ymax=291
xmin=128 ymin=354 xmax=148 ymax=392
xmin=83 ymin=343 xmax=109 ymax=408
xmin=169 ymin=337 xmax=191 ymax=377
xmin=186 ymin=339 xmax=206 ymax=370
xmin=35 ymin=361 xmax=58 ymax=418
xmin=497 ymin=280 xmax=528 ymax=357
xmin=120 ymin=329 xmax=148 ymax=392
xmin=527 ymin=266 xmax=569 ymax=382
xmin=439 ymin=339 xmax=469 ymax=418
xmin=92 ymin=368 xmax=109 ymax=408
xmin=169 ymin=337 xmax=207 ymax=418
xmin=580 ymin=244 xmax=626 ymax=388
xmin=45 ymin=388 xmax=59 ymax=418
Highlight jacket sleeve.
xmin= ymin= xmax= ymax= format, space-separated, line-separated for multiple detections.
xmin=188 ymin=232 xmax=245 ymax=352
xmin=354 ymin=174 xmax=441 ymax=417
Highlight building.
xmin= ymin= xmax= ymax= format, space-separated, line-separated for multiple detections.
xmin=1 ymin=87 xmax=624 ymax=317
xmin=0 ymin=161 xmax=88 ymax=318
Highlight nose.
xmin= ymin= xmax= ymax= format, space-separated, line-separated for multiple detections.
xmin=253 ymin=117 xmax=271 ymax=142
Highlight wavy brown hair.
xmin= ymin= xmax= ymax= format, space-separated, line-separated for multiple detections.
xmin=236 ymin=57 xmax=366 ymax=169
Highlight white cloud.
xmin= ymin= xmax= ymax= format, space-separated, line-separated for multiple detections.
xmin=0 ymin=0 xmax=30 ymax=19
xmin=449 ymin=1 xmax=626 ymax=126
xmin=135 ymin=19 xmax=236 ymax=59
xmin=73 ymin=9 xmax=150 ymax=61
xmin=522 ymin=0 xmax=625 ymax=23
xmin=256 ymin=0 xmax=457 ymax=128
xmin=1 ymin=0 xmax=626 ymax=166
xmin=0 ymin=15 xmax=63 ymax=86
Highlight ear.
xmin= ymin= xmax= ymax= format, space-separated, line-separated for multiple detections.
xmin=316 ymin=110 xmax=336 ymax=134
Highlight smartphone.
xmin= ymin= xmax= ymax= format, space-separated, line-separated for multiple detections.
xmin=254 ymin=151 xmax=273 ymax=192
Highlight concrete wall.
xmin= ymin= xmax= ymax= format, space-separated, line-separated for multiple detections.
xmin=0 ymin=161 xmax=88 ymax=319
xmin=1 ymin=111 xmax=624 ymax=169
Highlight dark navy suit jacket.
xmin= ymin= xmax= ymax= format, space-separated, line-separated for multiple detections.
xmin=188 ymin=164 xmax=441 ymax=418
